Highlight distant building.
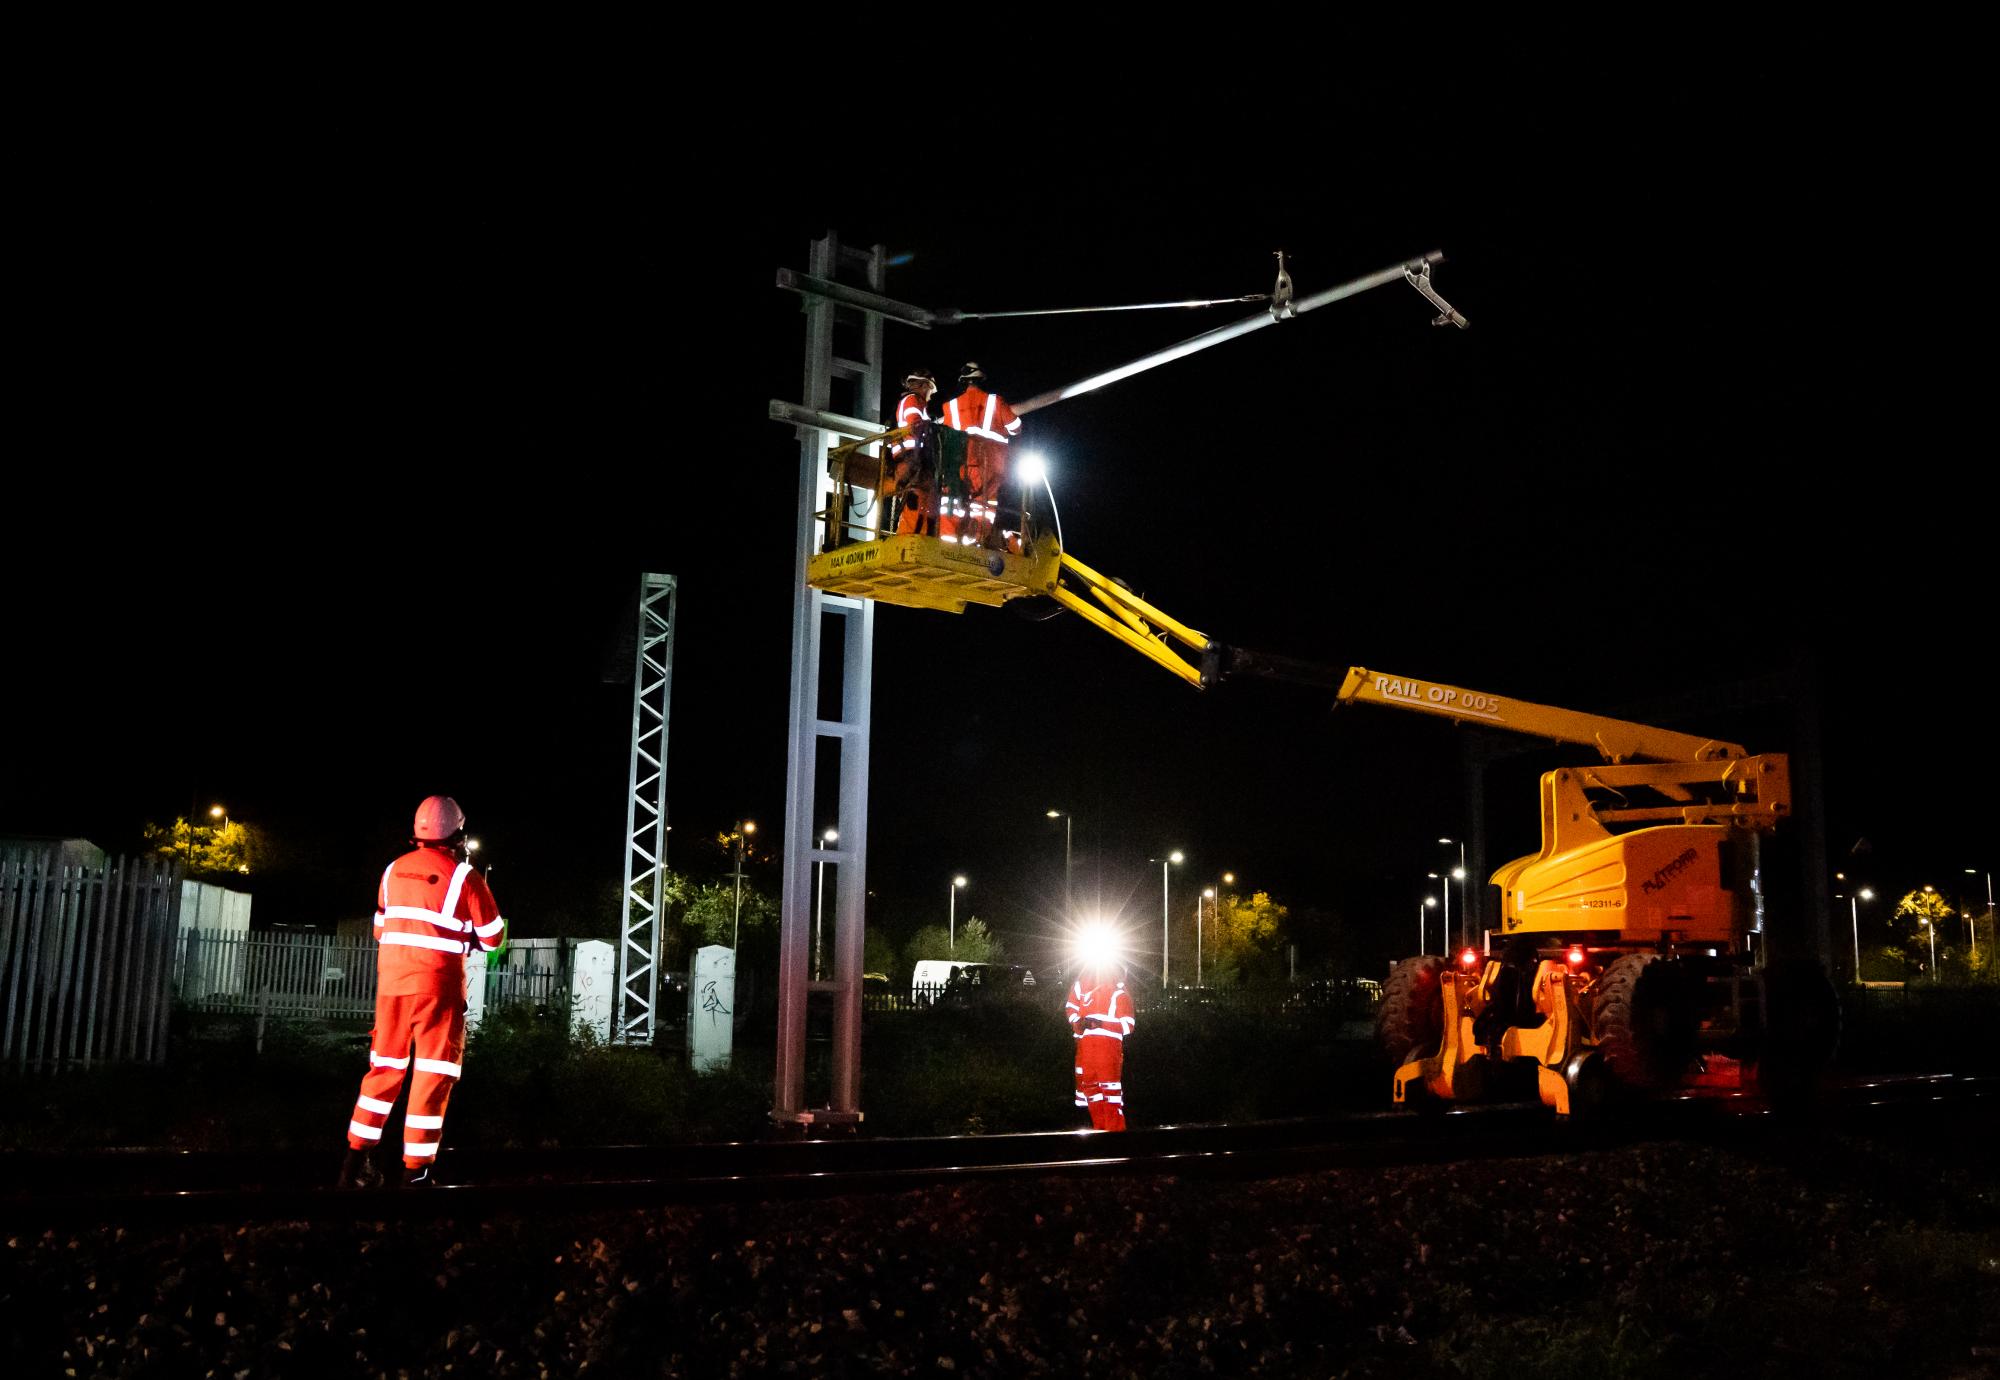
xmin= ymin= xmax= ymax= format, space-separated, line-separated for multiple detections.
xmin=0 ymin=836 xmax=109 ymax=871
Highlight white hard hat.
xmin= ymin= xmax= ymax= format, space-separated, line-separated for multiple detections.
xmin=413 ymin=795 xmax=466 ymax=841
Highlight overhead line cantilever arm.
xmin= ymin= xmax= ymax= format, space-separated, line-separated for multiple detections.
xmin=1011 ymin=251 xmax=1446 ymax=417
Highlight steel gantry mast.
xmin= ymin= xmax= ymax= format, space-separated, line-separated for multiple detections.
xmin=771 ymin=234 xmax=893 ymax=1128
xmin=614 ymin=571 xmax=677 ymax=1045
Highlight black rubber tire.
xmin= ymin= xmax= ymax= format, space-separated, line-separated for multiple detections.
xmin=1754 ymin=957 xmax=1842 ymax=1107
xmin=1376 ymin=955 xmax=1448 ymax=1065
xmin=1593 ymin=954 xmax=1700 ymax=1091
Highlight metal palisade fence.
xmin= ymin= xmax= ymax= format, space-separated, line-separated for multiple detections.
xmin=0 ymin=849 xmax=182 ymax=1074
xmin=176 ymin=930 xmax=380 ymax=1019
xmin=175 ymin=930 xmax=571 ymax=1021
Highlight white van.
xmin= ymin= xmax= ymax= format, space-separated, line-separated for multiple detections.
xmin=911 ymin=959 xmax=982 ymax=1004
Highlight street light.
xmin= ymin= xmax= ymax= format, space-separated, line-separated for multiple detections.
xmin=731 ymin=820 xmax=756 ymax=950
xmin=1046 ymin=809 xmax=1073 ymax=921
xmin=815 ymin=828 xmax=838 ymax=980
xmin=1922 ymin=916 xmax=1937 ymax=975
xmin=1161 ymin=851 xmax=1183 ymax=988
xmin=1849 ymin=886 xmax=1873 ymax=983
xmin=950 ymin=874 xmax=967 ymax=952
xmin=1421 ymin=895 xmax=1437 ymax=955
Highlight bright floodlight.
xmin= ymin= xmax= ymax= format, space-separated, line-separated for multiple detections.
xmin=1016 ymin=451 xmax=1047 ymax=487
xmin=1073 ymin=920 xmax=1125 ymax=971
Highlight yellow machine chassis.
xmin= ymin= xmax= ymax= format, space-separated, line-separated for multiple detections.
xmin=1393 ymin=962 xmax=1588 ymax=1116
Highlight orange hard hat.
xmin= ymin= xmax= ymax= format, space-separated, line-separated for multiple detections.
xmin=413 ymin=795 xmax=466 ymax=841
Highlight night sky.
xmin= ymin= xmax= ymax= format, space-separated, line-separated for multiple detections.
xmin=5 ymin=83 xmax=1990 ymax=974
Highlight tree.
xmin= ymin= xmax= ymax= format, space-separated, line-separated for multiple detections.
xmin=1893 ymin=888 xmax=1958 ymax=976
xmin=1203 ymin=889 xmax=1291 ymax=986
xmin=955 ymin=917 xmax=1003 ymax=964
xmin=143 ymin=816 xmax=266 ymax=879
xmin=680 ymin=878 xmax=778 ymax=950
xmin=863 ymin=927 xmax=898 ymax=979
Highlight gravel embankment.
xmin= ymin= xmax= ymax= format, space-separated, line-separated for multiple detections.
xmin=7 ymin=1138 xmax=1997 ymax=1377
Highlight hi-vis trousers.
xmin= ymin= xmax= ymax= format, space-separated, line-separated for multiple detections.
xmin=1074 ymin=1034 xmax=1127 ymax=1132
xmin=345 ymin=989 xmax=466 ymax=1168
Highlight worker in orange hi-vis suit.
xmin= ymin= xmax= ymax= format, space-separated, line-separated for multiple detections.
xmin=1065 ymin=962 xmax=1135 ymax=1131
xmin=337 ymin=795 xmax=504 ymax=1189
xmin=939 ymin=361 xmax=1021 ymax=546
xmin=891 ymin=368 xmax=939 ymax=535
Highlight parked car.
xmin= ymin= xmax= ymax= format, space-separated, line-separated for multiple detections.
xmin=910 ymin=960 xmax=1038 ymax=1005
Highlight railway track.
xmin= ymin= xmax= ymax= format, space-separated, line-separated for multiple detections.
xmin=4 ymin=1072 xmax=1989 ymax=1227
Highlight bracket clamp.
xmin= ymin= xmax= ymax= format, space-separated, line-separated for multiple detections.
xmin=1404 ymin=260 xmax=1469 ymax=329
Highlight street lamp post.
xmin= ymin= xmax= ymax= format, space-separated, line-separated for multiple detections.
xmin=1439 ymin=837 xmax=1468 ymax=949
xmin=731 ymin=820 xmax=756 ymax=950
xmin=1421 ymin=896 xmax=1437 ymax=955
xmin=1161 ymin=851 xmax=1183 ymax=988
xmin=814 ymin=828 xmax=838 ymax=980
xmin=1849 ymin=887 xmax=1873 ymax=983
xmin=1199 ymin=887 xmax=1216 ymax=986
xmin=1972 ymin=869 xmax=1994 ymax=961
xmin=1924 ymin=917 xmax=1937 ymax=975
xmin=949 ymin=875 xmax=967 ymax=951
xmin=1046 ymin=810 xmax=1073 ymax=921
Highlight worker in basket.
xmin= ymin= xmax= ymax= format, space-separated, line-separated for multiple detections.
xmin=939 ymin=361 xmax=1021 ymax=549
xmin=892 ymin=368 xmax=939 ymax=534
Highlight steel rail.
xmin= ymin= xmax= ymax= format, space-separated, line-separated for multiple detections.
xmin=3 ymin=1074 xmax=1988 ymax=1228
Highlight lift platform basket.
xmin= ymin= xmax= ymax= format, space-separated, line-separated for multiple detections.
xmin=807 ymin=533 xmax=1062 ymax=615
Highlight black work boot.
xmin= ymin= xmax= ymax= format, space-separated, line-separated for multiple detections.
xmin=401 ymin=1163 xmax=436 ymax=1189
xmin=337 ymin=1148 xmax=384 ymax=1190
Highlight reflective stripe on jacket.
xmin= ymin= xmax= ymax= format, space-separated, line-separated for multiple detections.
xmin=942 ymin=386 xmax=1021 ymax=445
xmin=1065 ymin=978 xmax=1134 ymax=1040
xmin=891 ymin=392 xmax=929 ymax=455
xmin=373 ymin=845 xmax=504 ymax=996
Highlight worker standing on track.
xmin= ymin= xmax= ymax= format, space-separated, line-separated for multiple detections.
xmin=939 ymin=361 xmax=1021 ymax=548
xmin=1065 ymin=961 xmax=1134 ymax=1131
xmin=338 ymin=795 xmax=505 ymax=1189
xmin=892 ymin=368 xmax=939 ymax=535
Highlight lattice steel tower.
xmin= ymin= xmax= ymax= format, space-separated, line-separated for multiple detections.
xmin=614 ymin=571 xmax=677 ymax=1044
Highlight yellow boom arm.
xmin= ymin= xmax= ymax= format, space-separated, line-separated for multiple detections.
xmin=1333 ymin=667 xmax=1748 ymax=764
